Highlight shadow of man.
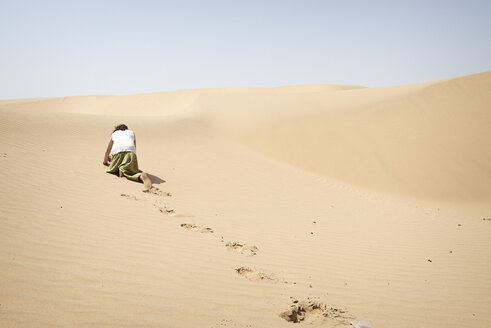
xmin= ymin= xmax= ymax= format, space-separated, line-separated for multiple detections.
xmin=146 ymin=173 xmax=166 ymax=185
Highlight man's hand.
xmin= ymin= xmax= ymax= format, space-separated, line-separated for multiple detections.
xmin=103 ymin=161 xmax=109 ymax=166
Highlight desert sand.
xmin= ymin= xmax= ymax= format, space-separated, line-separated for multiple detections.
xmin=0 ymin=71 xmax=490 ymax=328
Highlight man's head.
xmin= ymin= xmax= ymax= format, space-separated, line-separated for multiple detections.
xmin=113 ymin=124 xmax=128 ymax=132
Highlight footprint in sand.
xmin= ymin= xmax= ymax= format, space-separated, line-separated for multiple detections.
xmin=121 ymin=187 xmax=186 ymax=218
xmin=158 ymin=206 xmax=175 ymax=215
xmin=279 ymin=298 xmax=352 ymax=325
xmin=225 ymin=242 xmax=259 ymax=256
xmin=181 ymin=223 xmax=214 ymax=233
xmin=152 ymin=203 xmax=194 ymax=218
xmin=142 ymin=186 xmax=171 ymax=197
xmin=235 ymin=266 xmax=284 ymax=284
xmin=120 ymin=193 xmax=144 ymax=201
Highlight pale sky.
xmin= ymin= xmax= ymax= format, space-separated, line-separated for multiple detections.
xmin=0 ymin=0 xmax=489 ymax=99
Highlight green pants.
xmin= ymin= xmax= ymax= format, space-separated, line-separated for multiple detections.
xmin=106 ymin=151 xmax=142 ymax=182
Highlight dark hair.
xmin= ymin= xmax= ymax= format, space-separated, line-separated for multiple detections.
xmin=113 ymin=124 xmax=128 ymax=133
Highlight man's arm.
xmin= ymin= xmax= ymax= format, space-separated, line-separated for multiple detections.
xmin=103 ymin=138 xmax=113 ymax=165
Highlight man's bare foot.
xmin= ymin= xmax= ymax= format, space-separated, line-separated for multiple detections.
xmin=140 ymin=172 xmax=152 ymax=190
xmin=119 ymin=170 xmax=124 ymax=178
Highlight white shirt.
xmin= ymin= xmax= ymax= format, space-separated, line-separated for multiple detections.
xmin=110 ymin=129 xmax=136 ymax=155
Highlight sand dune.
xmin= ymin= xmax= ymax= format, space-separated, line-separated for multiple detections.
xmin=204 ymin=72 xmax=491 ymax=201
xmin=4 ymin=72 xmax=488 ymax=200
xmin=0 ymin=72 xmax=490 ymax=327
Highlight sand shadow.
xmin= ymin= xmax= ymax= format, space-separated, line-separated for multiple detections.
xmin=146 ymin=173 xmax=166 ymax=185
